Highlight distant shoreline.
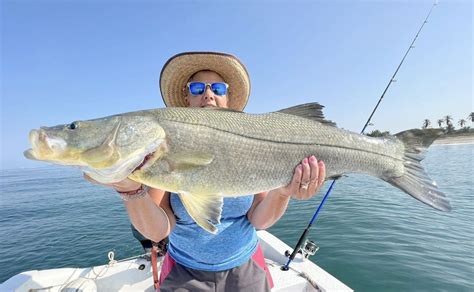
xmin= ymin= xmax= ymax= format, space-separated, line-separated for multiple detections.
xmin=433 ymin=134 xmax=474 ymax=145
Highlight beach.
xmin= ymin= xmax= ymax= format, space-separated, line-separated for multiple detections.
xmin=433 ymin=134 xmax=474 ymax=145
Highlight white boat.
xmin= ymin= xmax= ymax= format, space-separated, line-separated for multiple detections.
xmin=0 ymin=231 xmax=352 ymax=292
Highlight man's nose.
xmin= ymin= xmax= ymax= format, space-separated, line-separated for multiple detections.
xmin=202 ymin=86 xmax=215 ymax=100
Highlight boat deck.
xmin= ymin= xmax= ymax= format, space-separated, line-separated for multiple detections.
xmin=1 ymin=231 xmax=352 ymax=292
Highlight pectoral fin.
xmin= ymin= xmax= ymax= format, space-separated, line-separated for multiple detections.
xmin=178 ymin=192 xmax=223 ymax=234
xmin=166 ymin=152 xmax=214 ymax=172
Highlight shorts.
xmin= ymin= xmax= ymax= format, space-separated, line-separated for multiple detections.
xmin=159 ymin=244 xmax=274 ymax=292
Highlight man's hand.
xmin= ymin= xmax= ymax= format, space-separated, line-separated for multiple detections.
xmin=278 ymin=155 xmax=326 ymax=200
xmin=83 ymin=174 xmax=142 ymax=193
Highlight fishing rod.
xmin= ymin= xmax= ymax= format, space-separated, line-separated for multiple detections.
xmin=282 ymin=1 xmax=439 ymax=271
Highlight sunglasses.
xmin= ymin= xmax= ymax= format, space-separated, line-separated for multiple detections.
xmin=187 ymin=82 xmax=229 ymax=96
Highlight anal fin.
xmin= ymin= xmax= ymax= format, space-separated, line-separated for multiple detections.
xmin=178 ymin=192 xmax=223 ymax=234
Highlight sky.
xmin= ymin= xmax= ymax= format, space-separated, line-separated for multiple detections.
xmin=1 ymin=0 xmax=472 ymax=169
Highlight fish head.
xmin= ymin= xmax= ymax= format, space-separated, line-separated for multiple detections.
xmin=24 ymin=113 xmax=166 ymax=183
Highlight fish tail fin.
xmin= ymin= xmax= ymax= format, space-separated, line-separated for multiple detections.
xmin=386 ymin=129 xmax=451 ymax=211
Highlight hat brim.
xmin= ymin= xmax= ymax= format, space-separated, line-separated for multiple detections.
xmin=160 ymin=52 xmax=250 ymax=111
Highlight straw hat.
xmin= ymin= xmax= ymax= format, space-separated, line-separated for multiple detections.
xmin=160 ymin=52 xmax=251 ymax=111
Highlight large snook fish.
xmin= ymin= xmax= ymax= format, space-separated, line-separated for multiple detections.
xmin=24 ymin=103 xmax=451 ymax=233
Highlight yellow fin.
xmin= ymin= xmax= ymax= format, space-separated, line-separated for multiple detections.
xmin=82 ymin=122 xmax=121 ymax=168
xmin=166 ymin=152 xmax=214 ymax=172
xmin=178 ymin=192 xmax=223 ymax=234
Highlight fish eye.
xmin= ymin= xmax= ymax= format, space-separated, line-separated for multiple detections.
xmin=67 ymin=121 xmax=79 ymax=130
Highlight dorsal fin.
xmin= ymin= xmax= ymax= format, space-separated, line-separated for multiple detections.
xmin=277 ymin=103 xmax=337 ymax=126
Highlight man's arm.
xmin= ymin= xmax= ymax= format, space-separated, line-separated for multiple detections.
xmin=84 ymin=175 xmax=174 ymax=242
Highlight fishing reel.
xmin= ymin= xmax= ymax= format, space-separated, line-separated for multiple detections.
xmin=285 ymin=239 xmax=319 ymax=260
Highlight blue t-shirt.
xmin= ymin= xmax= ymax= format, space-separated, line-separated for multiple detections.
xmin=168 ymin=193 xmax=258 ymax=271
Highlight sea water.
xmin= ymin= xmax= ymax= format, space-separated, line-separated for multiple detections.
xmin=0 ymin=144 xmax=472 ymax=291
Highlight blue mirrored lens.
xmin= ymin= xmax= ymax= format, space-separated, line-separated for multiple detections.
xmin=189 ymin=82 xmax=206 ymax=95
xmin=211 ymin=83 xmax=227 ymax=95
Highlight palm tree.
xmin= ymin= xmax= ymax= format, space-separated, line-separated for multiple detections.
xmin=366 ymin=129 xmax=391 ymax=137
xmin=422 ymin=119 xmax=431 ymax=129
xmin=444 ymin=115 xmax=453 ymax=126
xmin=468 ymin=112 xmax=474 ymax=122
xmin=458 ymin=119 xmax=466 ymax=128
xmin=437 ymin=119 xmax=444 ymax=128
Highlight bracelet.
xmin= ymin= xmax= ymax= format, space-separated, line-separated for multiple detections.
xmin=117 ymin=185 xmax=148 ymax=201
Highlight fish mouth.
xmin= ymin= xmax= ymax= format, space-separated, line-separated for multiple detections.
xmin=26 ymin=129 xmax=41 ymax=159
xmin=24 ymin=149 xmax=38 ymax=160
xmin=24 ymin=129 xmax=51 ymax=160
xmin=24 ymin=129 xmax=67 ymax=161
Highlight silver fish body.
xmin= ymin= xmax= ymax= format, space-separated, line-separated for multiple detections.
xmin=137 ymin=107 xmax=399 ymax=193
